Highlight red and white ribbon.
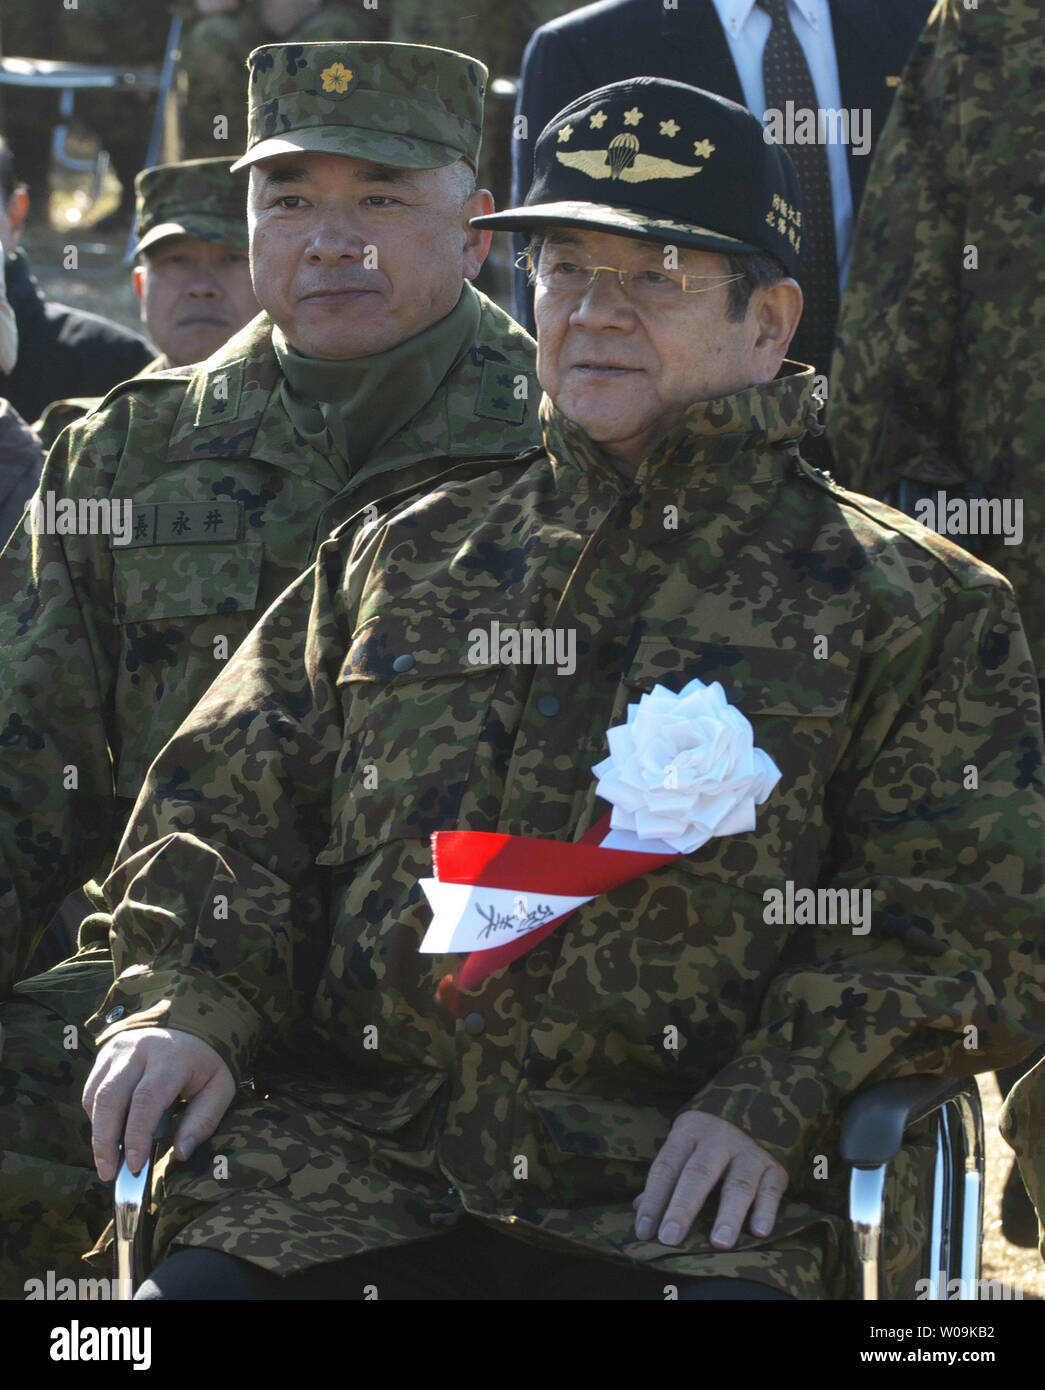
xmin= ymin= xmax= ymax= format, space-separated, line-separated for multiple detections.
xmin=420 ymin=816 xmax=678 ymax=1005
xmin=419 ymin=678 xmax=782 ymax=1010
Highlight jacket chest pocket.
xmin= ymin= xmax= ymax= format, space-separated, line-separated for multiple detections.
xmin=316 ymin=614 xmax=504 ymax=866
xmin=112 ymin=541 xmax=262 ymax=623
xmin=620 ymin=638 xmax=856 ymax=889
xmin=111 ymin=543 xmax=263 ymax=800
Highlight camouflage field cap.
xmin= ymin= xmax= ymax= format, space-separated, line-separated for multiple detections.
xmin=134 ymin=158 xmax=248 ymax=257
xmin=474 ymin=78 xmax=804 ymax=279
xmin=230 ymin=42 xmax=488 ymax=174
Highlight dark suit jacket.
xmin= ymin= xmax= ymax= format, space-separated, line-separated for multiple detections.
xmin=0 ymin=398 xmax=43 ymax=549
xmin=510 ymin=0 xmax=933 ymax=330
xmin=0 ymin=250 xmax=154 ymax=425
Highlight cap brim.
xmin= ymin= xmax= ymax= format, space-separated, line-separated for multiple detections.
xmin=135 ymin=219 xmax=248 ymax=256
xmin=471 ymin=200 xmax=759 ymax=256
xmin=231 ymin=127 xmax=466 ymax=173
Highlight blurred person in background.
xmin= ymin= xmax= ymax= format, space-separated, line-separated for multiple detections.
xmin=826 ymin=0 xmax=1045 ymax=1248
xmin=0 ymin=138 xmax=153 ymax=423
xmin=34 ymin=156 xmax=258 ymax=449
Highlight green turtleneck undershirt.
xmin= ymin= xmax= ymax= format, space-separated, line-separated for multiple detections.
xmin=273 ymin=282 xmax=481 ymax=479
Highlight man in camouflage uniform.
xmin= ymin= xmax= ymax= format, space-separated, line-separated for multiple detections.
xmin=83 ymin=80 xmax=1045 ymax=1299
xmin=35 ymin=157 xmax=259 ymax=450
xmin=129 ymin=157 xmax=258 ymax=374
xmin=825 ymin=0 xmax=1045 ymax=1246
xmin=827 ymin=0 xmax=1044 ymax=702
xmin=0 ymin=40 xmax=537 ymax=1299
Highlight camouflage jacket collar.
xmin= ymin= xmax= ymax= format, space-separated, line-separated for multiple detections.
xmin=540 ymin=361 xmax=822 ymax=495
xmin=164 ymin=291 xmax=537 ymax=496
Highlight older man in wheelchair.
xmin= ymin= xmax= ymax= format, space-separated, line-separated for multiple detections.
xmin=77 ymin=77 xmax=1045 ymax=1302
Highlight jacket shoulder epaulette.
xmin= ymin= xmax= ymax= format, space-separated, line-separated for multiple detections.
xmin=793 ymin=452 xmax=1011 ymax=595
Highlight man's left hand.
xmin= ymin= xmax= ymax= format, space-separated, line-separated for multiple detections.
xmin=634 ymin=1111 xmax=788 ymax=1248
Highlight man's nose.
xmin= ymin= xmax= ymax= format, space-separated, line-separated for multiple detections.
xmin=305 ymin=210 xmax=370 ymax=262
xmin=185 ymin=271 xmax=223 ymax=298
xmin=568 ymin=269 xmax=634 ymax=327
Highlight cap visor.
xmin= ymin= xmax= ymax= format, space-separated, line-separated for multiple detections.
xmin=135 ymin=219 xmax=248 ymax=256
xmin=472 ymin=200 xmax=759 ymax=255
xmin=231 ymin=128 xmax=465 ymax=173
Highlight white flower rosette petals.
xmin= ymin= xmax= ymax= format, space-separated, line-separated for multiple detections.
xmin=591 ymin=678 xmax=782 ymax=855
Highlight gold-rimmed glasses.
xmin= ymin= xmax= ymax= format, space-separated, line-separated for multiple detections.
xmin=516 ymin=249 xmax=746 ymax=304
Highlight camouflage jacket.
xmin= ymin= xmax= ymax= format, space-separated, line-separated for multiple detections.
xmin=0 ymin=287 xmax=537 ymax=993
xmin=827 ymin=0 xmax=1045 ymax=685
xmin=90 ymin=366 xmax=1045 ymax=1297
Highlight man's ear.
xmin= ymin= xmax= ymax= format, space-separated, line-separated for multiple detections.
xmin=462 ymin=188 xmax=494 ymax=281
xmin=751 ymin=277 xmax=803 ymax=377
xmin=131 ymin=264 xmax=146 ymax=306
xmin=6 ymin=188 xmax=28 ymax=247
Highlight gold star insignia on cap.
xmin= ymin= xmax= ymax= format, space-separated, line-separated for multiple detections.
xmin=320 ymin=62 xmax=353 ymax=94
xmin=622 ymin=107 xmax=644 ymax=127
xmin=558 ymin=124 xmax=574 ymax=143
xmin=659 ymin=119 xmax=680 ymax=138
xmin=693 ymin=138 xmax=716 ymax=159
xmin=589 ymin=109 xmax=608 ymax=129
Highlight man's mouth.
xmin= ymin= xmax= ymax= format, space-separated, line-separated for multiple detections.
xmin=570 ymin=362 xmax=641 ymax=373
xmin=300 ymin=286 xmax=376 ymax=304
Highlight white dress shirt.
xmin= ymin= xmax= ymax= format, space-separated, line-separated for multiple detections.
xmin=710 ymin=0 xmax=854 ymax=289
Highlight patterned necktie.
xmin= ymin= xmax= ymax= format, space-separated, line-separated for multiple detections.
xmin=756 ymin=0 xmax=840 ymax=379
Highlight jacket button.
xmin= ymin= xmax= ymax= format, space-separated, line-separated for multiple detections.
xmin=105 ymin=1006 xmax=126 ymax=1023
xmin=464 ymin=1012 xmax=485 ymax=1035
xmin=537 ymin=695 xmax=560 ymax=717
xmin=392 ymin=653 xmax=415 ymax=673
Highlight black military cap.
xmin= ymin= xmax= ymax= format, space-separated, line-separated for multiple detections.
xmin=474 ymin=77 xmax=804 ymax=279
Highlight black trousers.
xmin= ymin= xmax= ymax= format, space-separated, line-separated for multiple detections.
xmin=137 ymin=1217 xmax=794 ymax=1301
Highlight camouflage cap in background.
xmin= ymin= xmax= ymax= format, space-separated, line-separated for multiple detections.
xmin=230 ymin=42 xmax=487 ymax=174
xmin=134 ymin=157 xmax=249 ymax=257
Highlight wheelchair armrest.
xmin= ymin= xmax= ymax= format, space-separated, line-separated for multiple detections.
xmin=842 ymin=1076 xmax=984 ymax=1300
xmin=113 ymin=1104 xmax=179 ymax=1300
xmin=840 ymin=1075 xmax=976 ymax=1167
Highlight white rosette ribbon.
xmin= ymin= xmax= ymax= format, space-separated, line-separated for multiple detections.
xmin=591 ymin=677 xmax=782 ymax=855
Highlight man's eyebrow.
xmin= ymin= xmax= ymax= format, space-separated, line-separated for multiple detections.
xmin=258 ymin=162 xmax=421 ymax=192
xmin=544 ymin=228 xmax=583 ymax=247
xmin=541 ymin=228 xmax=664 ymax=263
xmin=355 ymin=164 xmax=419 ymax=186
xmin=259 ymin=165 xmax=313 ymax=189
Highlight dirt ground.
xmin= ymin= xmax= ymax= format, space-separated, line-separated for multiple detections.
xmin=978 ymin=1073 xmax=1043 ymax=1299
xmin=22 ymin=163 xmax=1044 ymax=1306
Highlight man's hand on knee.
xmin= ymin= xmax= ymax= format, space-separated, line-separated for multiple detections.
xmin=82 ymin=1028 xmax=235 ymax=1182
xmin=634 ymin=1111 xmax=788 ymax=1250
